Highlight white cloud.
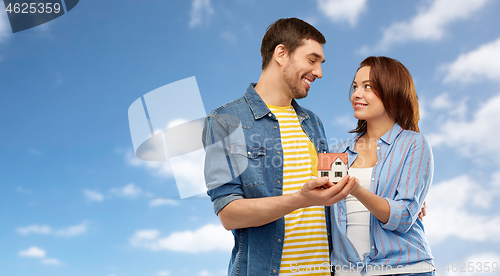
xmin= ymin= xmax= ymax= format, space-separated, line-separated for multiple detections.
xmin=132 ymin=229 xmax=161 ymax=241
xmin=431 ymin=93 xmax=452 ymax=109
xmin=41 ymin=258 xmax=62 ymax=266
xmin=442 ymin=37 xmax=500 ymax=84
xmin=17 ymin=225 xmax=52 ymax=235
xmin=18 ymin=247 xmax=46 ymax=258
xmin=221 ymin=31 xmax=237 ymax=44
xmin=110 ymin=183 xmax=142 ymax=198
xmin=332 ymin=114 xmax=357 ymax=128
xmin=149 ymin=198 xmax=179 ymax=207
xmin=365 ymin=0 xmax=490 ymax=52
xmin=425 ymin=174 xmax=500 ymax=244
xmin=427 ymin=92 xmax=468 ymax=121
xmin=428 ymin=93 xmax=500 ymax=160
xmin=169 ymin=149 xmax=207 ymax=198
xmin=129 ymin=224 xmax=233 ymax=253
xmin=18 ymin=247 xmax=63 ymax=266
xmin=317 ymin=0 xmax=368 ymax=27
xmin=83 ymin=189 xmax=104 ymax=202
xmin=439 ymin=252 xmax=500 ymax=276
xmin=127 ymin=150 xmax=173 ymax=178
xmin=127 ymin=145 xmax=206 ymax=199
xmin=54 ymin=223 xmax=88 ymax=237
xmin=157 ymin=271 xmax=171 ymax=276
xmin=189 ymin=0 xmax=214 ymax=28
xmin=198 ymin=270 xmax=213 ymax=276
xmin=17 ymin=223 xmax=87 ymax=237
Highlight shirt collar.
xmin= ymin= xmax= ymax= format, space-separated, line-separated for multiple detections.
xmin=380 ymin=123 xmax=403 ymax=145
xmin=244 ymin=83 xmax=270 ymax=119
xmin=345 ymin=122 xmax=403 ymax=152
xmin=244 ymin=83 xmax=309 ymax=120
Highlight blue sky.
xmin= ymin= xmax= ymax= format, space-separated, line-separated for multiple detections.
xmin=1 ymin=0 xmax=500 ymax=275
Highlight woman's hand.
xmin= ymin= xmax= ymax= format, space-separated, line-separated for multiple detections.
xmin=349 ymin=177 xmax=361 ymax=196
xmin=347 ymin=177 xmax=390 ymax=224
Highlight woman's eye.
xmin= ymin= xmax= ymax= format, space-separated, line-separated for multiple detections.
xmin=366 ymin=85 xmax=371 ymax=89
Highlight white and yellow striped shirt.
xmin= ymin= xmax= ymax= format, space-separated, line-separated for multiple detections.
xmin=268 ymin=104 xmax=331 ymax=276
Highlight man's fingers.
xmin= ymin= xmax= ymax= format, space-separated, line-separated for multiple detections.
xmin=323 ymin=176 xmax=356 ymax=205
xmin=323 ymin=176 xmax=352 ymax=195
xmin=419 ymin=201 xmax=427 ymax=221
xmin=303 ymin=176 xmax=330 ymax=190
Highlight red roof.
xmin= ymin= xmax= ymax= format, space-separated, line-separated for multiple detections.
xmin=317 ymin=153 xmax=348 ymax=171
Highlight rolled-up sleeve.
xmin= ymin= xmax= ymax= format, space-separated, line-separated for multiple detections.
xmin=203 ymin=114 xmax=245 ymax=213
xmin=213 ymin=193 xmax=245 ymax=215
xmin=382 ymin=134 xmax=434 ymax=233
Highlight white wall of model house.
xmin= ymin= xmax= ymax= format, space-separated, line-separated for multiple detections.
xmin=319 ymin=157 xmax=348 ymax=183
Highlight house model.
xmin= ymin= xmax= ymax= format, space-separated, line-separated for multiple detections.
xmin=317 ymin=153 xmax=348 ymax=183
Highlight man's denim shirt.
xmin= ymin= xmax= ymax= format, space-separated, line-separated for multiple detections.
xmin=202 ymin=84 xmax=331 ymax=276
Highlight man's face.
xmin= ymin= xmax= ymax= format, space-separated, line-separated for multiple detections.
xmin=282 ymin=39 xmax=325 ymax=100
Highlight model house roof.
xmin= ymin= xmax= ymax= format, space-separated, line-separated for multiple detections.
xmin=317 ymin=153 xmax=348 ymax=171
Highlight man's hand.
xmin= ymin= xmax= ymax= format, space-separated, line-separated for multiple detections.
xmin=418 ymin=201 xmax=427 ymax=221
xmin=295 ymin=175 xmax=356 ymax=207
xmin=218 ymin=176 xmax=356 ymax=230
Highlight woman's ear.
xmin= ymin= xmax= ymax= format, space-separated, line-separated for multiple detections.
xmin=273 ymin=44 xmax=288 ymax=67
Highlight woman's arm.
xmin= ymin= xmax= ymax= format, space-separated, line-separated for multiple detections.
xmin=351 ymin=133 xmax=433 ymax=232
xmin=350 ymin=181 xmax=390 ymax=223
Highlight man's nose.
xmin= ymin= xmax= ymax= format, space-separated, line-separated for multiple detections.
xmin=313 ymin=64 xmax=323 ymax=79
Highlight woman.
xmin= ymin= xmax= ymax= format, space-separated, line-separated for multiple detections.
xmin=330 ymin=56 xmax=434 ymax=276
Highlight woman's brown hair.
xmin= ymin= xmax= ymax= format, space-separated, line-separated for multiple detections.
xmin=350 ymin=56 xmax=420 ymax=133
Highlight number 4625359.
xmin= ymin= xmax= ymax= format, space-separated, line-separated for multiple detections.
xmin=5 ymin=2 xmax=62 ymax=14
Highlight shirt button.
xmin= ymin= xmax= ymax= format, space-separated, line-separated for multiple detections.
xmin=278 ymin=239 xmax=281 ymax=242
xmin=273 ymin=269 xmax=277 ymax=273
xmin=274 ymin=126 xmax=278 ymax=129
xmin=277 ymin=151 xmax=281 ymax=154
xmin=277 ymin=180 xmax=281 ymax=184
xmin=248 ymin=152 xmax=251 ymax=155
xmin=268 ymin=113 xmax=272 ymax=117
xmin=377 ymin=146 xmax=380 ymax=150
xmin=372 ymin=178 xmax=375 ymax=181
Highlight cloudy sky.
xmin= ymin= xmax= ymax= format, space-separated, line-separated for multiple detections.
xmin=1 ymin=0 xmax=500 ymax=275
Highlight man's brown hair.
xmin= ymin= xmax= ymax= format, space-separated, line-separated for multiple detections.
xmin=350 ymin=56 xmax=420 ymax=133
xmin=260 ymin=18 xmax=326 ymax=70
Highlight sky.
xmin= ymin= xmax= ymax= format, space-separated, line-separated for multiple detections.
xmin=1 ymin=0 xmax=500 ymax=275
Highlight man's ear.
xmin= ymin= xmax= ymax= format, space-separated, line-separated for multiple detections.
xmin=273 ymin=44 xmax=288 ymax=67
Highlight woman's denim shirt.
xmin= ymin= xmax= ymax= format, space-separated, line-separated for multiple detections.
xmin=202 ymin=84 xmax=331 ymax=276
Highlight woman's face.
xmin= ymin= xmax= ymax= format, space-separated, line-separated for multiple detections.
xmin=351 ymin=66 xmax=388 ymax=122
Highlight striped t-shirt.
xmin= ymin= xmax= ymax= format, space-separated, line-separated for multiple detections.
xmin=267 ymin=104 xmax=330 ymax=276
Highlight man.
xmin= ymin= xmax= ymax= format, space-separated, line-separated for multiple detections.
xmin=202 ymin=18 xmax=356 ymax=276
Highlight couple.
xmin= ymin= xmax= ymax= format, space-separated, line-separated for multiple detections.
xmin=202 ymin=18 xmax=434 ymax=276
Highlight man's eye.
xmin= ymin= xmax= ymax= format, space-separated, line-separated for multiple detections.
xmin=309 ymin=59 xmax=315 ymax=63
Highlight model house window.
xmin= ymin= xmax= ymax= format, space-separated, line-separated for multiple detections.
xmin=321 ymin=172 xmax=329 ymax=177
xmin=335 ymin=172 xmax=342 ymax=177
xmin=335 ymin=161 xmax=342 ymax=166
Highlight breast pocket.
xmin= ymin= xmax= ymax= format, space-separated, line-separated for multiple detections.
xmin=230 ymin=144 xmax=266 ymax=188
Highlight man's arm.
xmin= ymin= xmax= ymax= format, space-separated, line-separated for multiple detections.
xmin=218 ymin=175 xmax=356 ymax=230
